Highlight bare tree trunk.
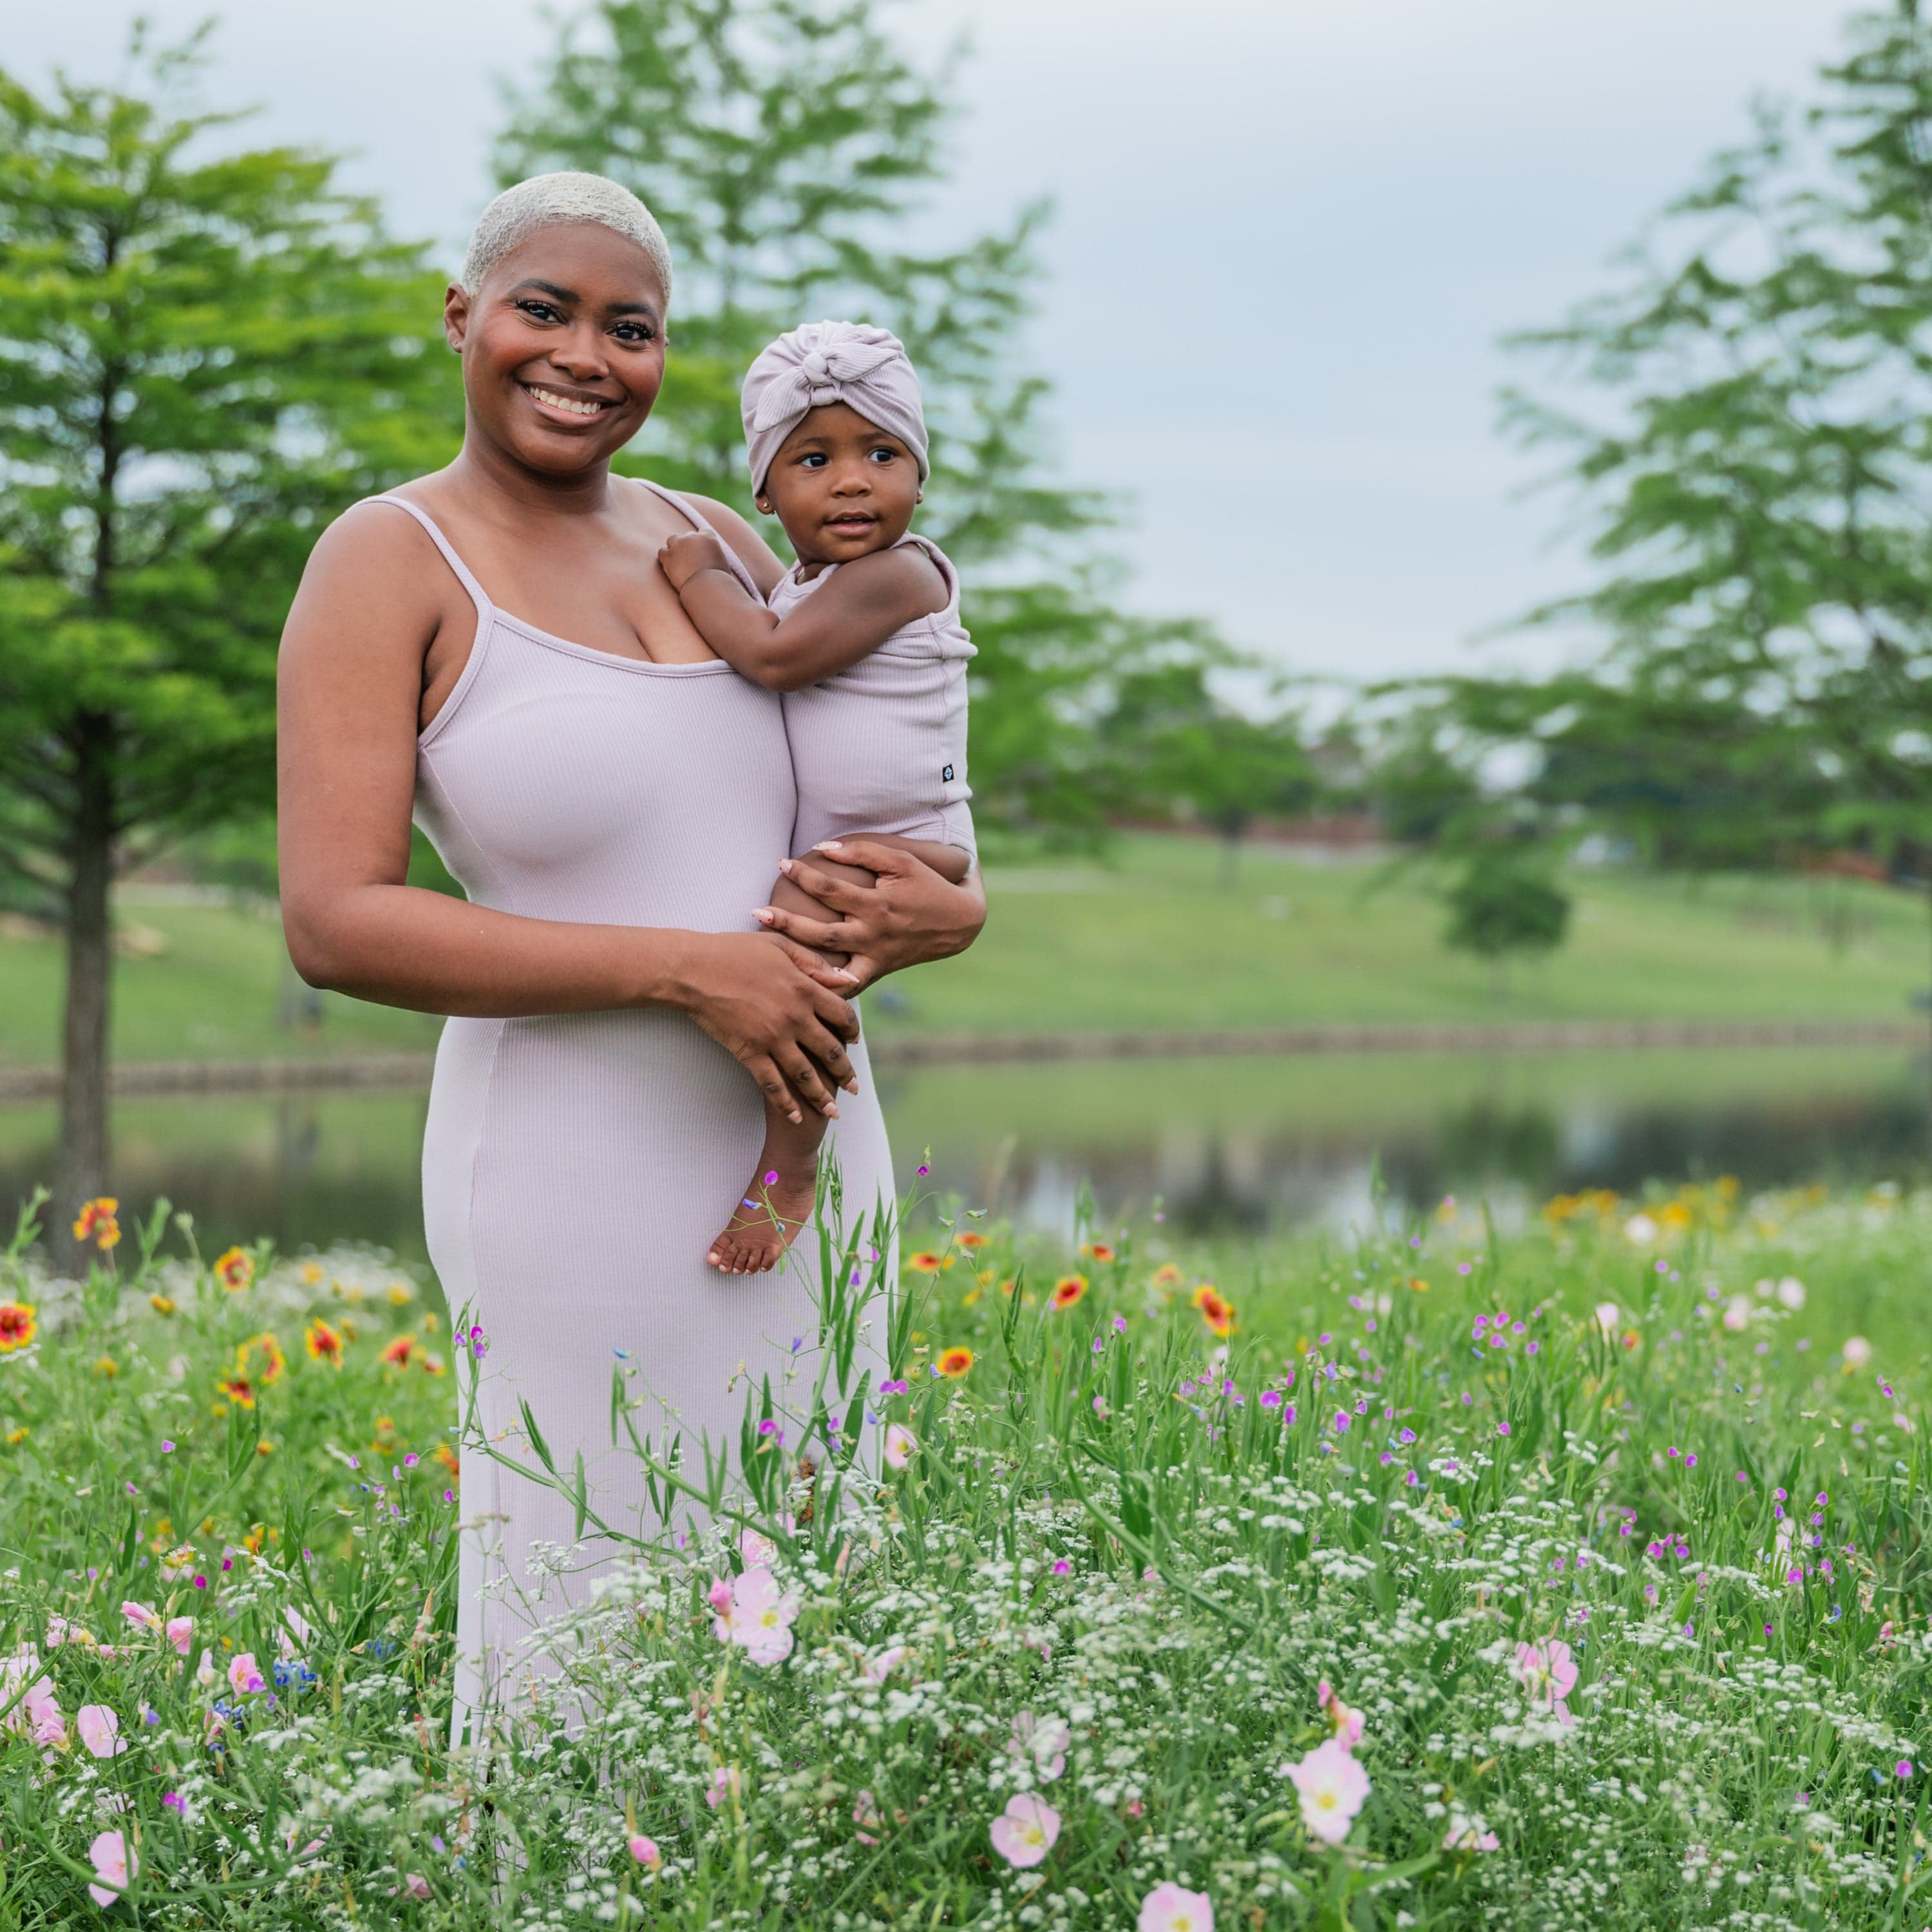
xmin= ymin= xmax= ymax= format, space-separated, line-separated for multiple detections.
xmin=54 ymin=714 xmax=115 ymax=1262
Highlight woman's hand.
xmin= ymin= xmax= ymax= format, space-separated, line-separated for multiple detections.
xmin=754 ymin=840 xmax=987 ymax=989
xmin=667 ymin=931 xmax=862 ymax=1123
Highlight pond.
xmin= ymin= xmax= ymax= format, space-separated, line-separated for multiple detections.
xmin=1 ymin=1043 xmax=1924 ymax=1267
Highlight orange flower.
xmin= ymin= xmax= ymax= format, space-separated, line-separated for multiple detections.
xmin=1081 ymin=1242 xmax=1117 ymax=1265
xmin=1150 ymin=1263 xmax=1184 ymax=1288
xmin=214 ymin=1247 xmax=254 ymax=1293
xmin=236 ymin=1332 xmax=285 ymax=1387
xmin=71 ymin=1197 xmax=120 ymax=1249
xmin=907 ymin=1252 xmax=945 ymax=1273
xmin=382 ymin=1334 xmax=416 ymax=1368
xmin=218 ymin=1375 xmax=256 ymax=1410
xmin=0 ymin=1302 xmax=37 ymax=1352
xmin=1191 ymin=1283 xmax=1236 ymax=1338
xmin=956 ymin=1231 xmax=989 ymax=1250
xmin=433 ymin=1441 xmax=460 ymax=1481
xmin=417 ymin=1352 xmax=446 ymax=1376
xmin=305 ymin=1319 xmax=344 ymax=1367
xmin=935 ymin=1346 xmax=974 ymax=1379
xmin=1050 ymin=1274 xmax=1088 ymax=1311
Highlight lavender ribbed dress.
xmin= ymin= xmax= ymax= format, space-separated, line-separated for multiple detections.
xmin=365 ymin=485 xmax=894 ymax=1718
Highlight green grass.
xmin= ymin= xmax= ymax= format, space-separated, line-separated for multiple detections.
xmin=872 ymin=837 xmax=1932 ymax=1037
xmin=1 ymin=1182 xmax=1931 ymax=1926
xmin=0 ymin=840 xmax=1922 ymax=1068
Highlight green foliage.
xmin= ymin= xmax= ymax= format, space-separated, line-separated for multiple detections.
xmin=0 ymin=26 xmax=460 ymax=1202
xmin=0 ymin=26 xmax=456 ymax=884
xmin=1443 ymin=850 xmax=1572 ymax=981
xmin=1430 ymin=6 xmax=1932 ymax=881
xmin=3 ymin=1181 xmax=1932 ymax=1924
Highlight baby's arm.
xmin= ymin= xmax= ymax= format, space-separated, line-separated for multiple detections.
xmin=658 ymin=533 xmax=946 ymax=693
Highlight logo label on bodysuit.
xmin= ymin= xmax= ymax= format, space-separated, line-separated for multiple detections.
xmin=942 ymin=764 xmax=954 ymax=782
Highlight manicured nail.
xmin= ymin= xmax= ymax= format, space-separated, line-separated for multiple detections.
xmin=753 ymin=908 xmax=775 ymax=924
xmin=844 ymin=1079 xmax=859 ymax=1094
xmin=777 ymin=858 xmax=795 ymax=875
xmin=815 ymin=840 xmax=846 ymax=854
xmin=788 ymin=1109 xmax=802 ymax=1124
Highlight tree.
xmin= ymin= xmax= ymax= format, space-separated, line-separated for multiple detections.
xmin=1496 ymin=4 xmax=1932 ymax=884
xmin=1442 ymin=849 xmax=1571 ymax=998
xmin=0 ymin=28 xmax=455 ymax=1240
xmin=1097 ymin=658 xmax=1320 ymax=882
xmin=495 ymin=0 xmax=1238 ymax=838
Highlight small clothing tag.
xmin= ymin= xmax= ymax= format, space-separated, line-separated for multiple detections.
xmin=942 ymin=764 xmax=954 ymax=782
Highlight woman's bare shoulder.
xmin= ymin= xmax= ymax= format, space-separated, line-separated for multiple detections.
xmin=289 ymin=497 xmax=455 ymax=632
xmin=682 ymin=490 xmax=786 ymax=596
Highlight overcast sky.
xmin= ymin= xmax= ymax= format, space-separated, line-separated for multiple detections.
xmin=14 ymin=0 xmax=1849 ymax=683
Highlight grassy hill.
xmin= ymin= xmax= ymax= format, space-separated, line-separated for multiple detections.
xmin=0 ymin=836 xmax=1921 ymax=1068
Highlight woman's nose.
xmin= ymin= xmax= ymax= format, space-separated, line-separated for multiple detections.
xmin=547 ymin=328 xmax=612 ymax=381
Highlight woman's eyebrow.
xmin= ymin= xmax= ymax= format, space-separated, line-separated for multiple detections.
xmin=507 ymin=278 xmax=576 ymax=302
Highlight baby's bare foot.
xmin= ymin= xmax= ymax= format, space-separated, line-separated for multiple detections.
xmin=708 ymin=1159 xmax=818 ymax=1275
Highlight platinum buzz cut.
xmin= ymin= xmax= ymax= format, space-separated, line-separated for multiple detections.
xmin=460 ymin=172 xmax=674 ymax=303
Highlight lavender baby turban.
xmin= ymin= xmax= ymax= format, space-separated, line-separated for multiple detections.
xmin=742 ymin=320 xmax=929 ymax=496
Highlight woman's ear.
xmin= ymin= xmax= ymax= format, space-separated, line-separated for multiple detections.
xmin=443 ymin=283 xmax=470 ymax=354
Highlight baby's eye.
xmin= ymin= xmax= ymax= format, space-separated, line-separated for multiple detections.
xmin=799 ymin=452 xmax=828 ymax=469
xmin=866 ymin=447 xmax=897 ymax=464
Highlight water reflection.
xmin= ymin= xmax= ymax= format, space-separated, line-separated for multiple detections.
xmin=0 ymin=1047 xmax=1922 ymax=1264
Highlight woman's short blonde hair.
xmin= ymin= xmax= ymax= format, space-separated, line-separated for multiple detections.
xmin=461 ymin=171 xmax=673 ymax=303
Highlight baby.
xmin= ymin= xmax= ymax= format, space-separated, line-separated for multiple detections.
xmin=658 ymin=321 xmax=976 ymax=1275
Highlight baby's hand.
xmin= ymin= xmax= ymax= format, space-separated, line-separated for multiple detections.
xmin=659 ymin=529 xmax=732 ymax=592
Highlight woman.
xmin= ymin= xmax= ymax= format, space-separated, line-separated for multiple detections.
xmin=276 ymin=173 xmax=984 ymax=1717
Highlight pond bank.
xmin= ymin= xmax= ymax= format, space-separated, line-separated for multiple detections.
xmin=0 ymin=1015 xmax=1922 ymax=1101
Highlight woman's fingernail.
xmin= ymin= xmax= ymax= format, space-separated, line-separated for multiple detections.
xmin=777 ymin=858 xmax=795 ymax=875
xmin=845 ymin=1079 xmax=859 ymax=1094
xmin=753 ymin=908 xmax=775 ymax=924
xmin=816 ymin=841 xmax=845 ymax=853
xmin=788 ymin=1110 xmax=802 ymax=1125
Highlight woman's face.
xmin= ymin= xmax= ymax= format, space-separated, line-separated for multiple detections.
xmin=444 ymin=221 xmax=667 ymax=477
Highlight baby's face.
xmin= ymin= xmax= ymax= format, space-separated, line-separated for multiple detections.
xmin=760 ymin=402 xmax=922 ymax=565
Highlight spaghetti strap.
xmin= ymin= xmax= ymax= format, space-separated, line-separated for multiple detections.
xmin=629 ymin=476 xmax=765 ymax=601
xmin=360 ymin=494 xmax=493 ymax=620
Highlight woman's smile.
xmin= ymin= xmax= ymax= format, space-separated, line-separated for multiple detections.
xmin=520 ymin=379 xmax=620 ymax=426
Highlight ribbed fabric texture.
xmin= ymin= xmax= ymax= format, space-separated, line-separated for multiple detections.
xmin=777 ymin=531 xmax=976 ymax=855
xmin=359 ymin=486 xmax=895 ymax=1727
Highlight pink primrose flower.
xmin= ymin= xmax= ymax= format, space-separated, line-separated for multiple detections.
xmin=988 ymin=1792 xmax=1061 ymax=1868
xmin=1009 ymin=1709 xmax=1071 ymax=1782
xmin=1316 ymin=1678 xmax=1365 ymax=1750
xmin=884 ymin=1423 xmax=916 ymax=1470
xmin=1511 ymin=1639 xmax=1577 ymax=1725
xmin=1137 ymin=1880 xmax=1215 ymax=1932
xmin=710 ymin=1566 xmax=800 ymax=1666
xmin=166 ymin=1616 xmax=193 ymax=1656
xmin=119 ymin=1600 xmax=160 ymax=1633
xmin=77 ymin=1705 xmax=127 ymax=1759
xmin=629 ymin=1833 xmax=662 ymax=1870
xmin=227 ymin=1652 xmax=266 ymax=1696
xmin=88 ymin=1830 xmax=136 ymax=1908
xmin=1284 ymin=1738 xmax=1370 ymax=1843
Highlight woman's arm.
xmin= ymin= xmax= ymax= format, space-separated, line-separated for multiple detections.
xmin=277 ymin=508 xmax=861 ymax=1124
xmin=753 ymin=838 xmax=987 ymax=990
xmin=658 ymin=532 xmax=945 ymax=692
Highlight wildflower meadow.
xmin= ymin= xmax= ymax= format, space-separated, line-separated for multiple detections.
xmin=1 ymin=1176 xmax=1931 ymax=1929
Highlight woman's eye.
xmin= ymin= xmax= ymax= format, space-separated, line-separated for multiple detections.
xmin=516 ymin=299 xmax=562 ymax=323
xmin=612 ymin=322 xmax=656 ymax=345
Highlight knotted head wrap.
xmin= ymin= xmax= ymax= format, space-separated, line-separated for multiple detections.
xmin=742 ymin=320 xmax=929 ymax=496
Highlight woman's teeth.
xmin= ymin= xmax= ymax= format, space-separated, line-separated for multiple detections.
xmin=529 ymin=386 xmax=607 ymax=417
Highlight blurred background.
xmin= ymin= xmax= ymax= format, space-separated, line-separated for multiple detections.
xmin=4 ymin=0 xmax=1927 ymax=1260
